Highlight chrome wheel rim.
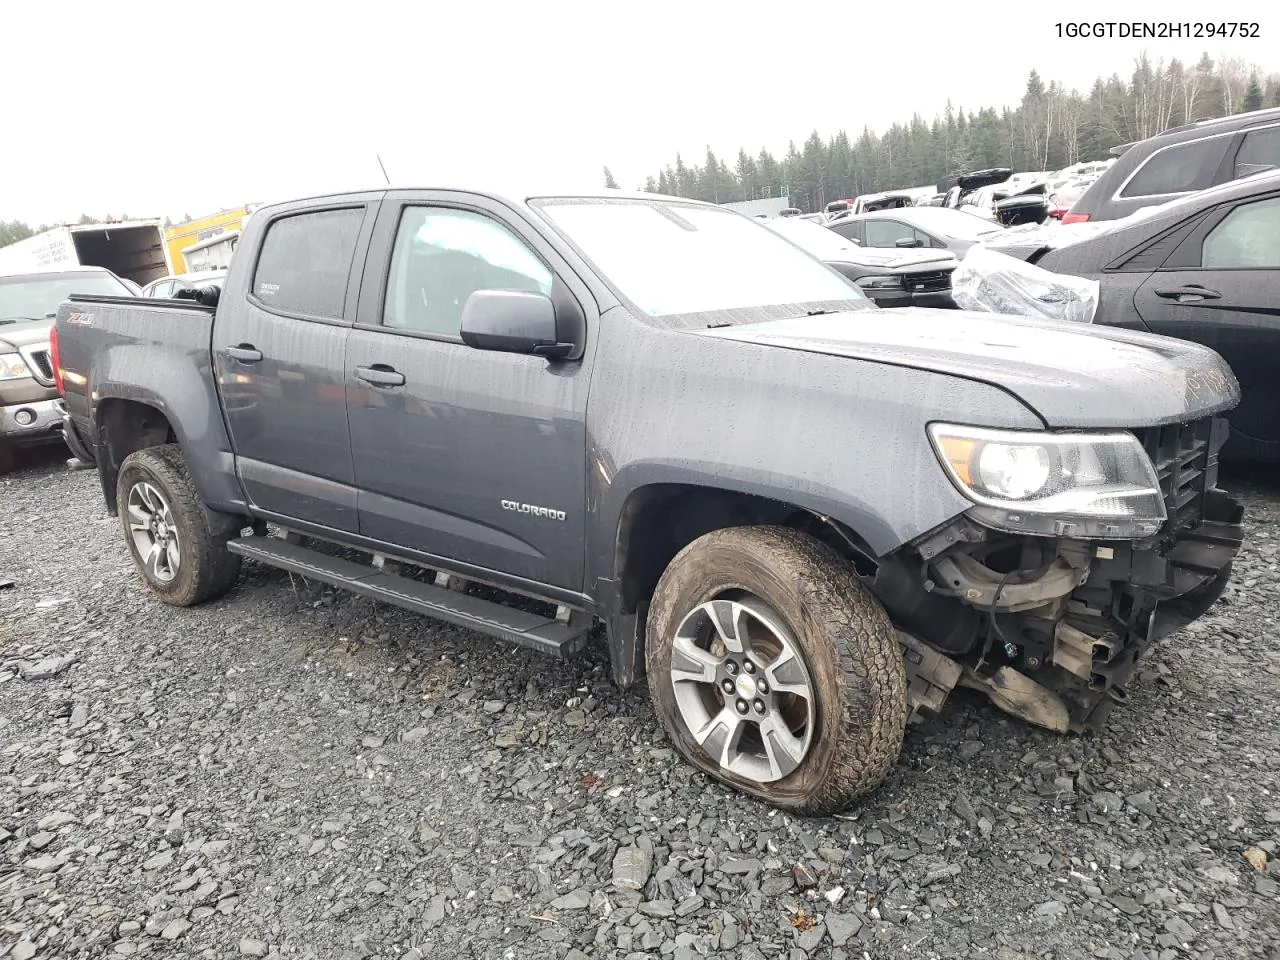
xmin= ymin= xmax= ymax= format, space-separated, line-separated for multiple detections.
xmin=669 ymin=595 xmax=816 ymax=784
xmin=126 ymin=481 xmax=181 ymax=583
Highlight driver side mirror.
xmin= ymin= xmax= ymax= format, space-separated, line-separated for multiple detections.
xmin=460 ymin=289 xmax=574 ymax=359
xmin=895 ymin=237 xmax=923 ymax=248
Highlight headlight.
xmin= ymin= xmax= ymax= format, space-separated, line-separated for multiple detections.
xmin=0 ymin=353 xmax=31 ymax=381
xmin=854 ymin=276 xmax=903 ymax=290
xmin=928 ymin=423 xmax=1166 ymax=539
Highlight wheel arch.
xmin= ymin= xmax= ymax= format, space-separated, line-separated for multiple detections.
xmin=94 ymin=397 xmax=246 ymax=537
xmin=612 ymin=482 xmax=882 ymax=616
xmin=95 ymin=397 xmax=178 ymax=514
xmin=599 ymin=481 xmax=889 ymax=689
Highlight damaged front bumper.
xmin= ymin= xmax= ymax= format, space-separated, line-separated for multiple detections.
xmin=882 ymin=416 xmax=1245 ymax=734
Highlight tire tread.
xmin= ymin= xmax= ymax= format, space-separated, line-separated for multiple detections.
xmin=116 ymin=443 xmax=242 ymax=606
xmin=646 ymin=525 xmax=908 ymax=816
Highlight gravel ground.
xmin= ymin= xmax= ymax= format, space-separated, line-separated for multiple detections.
xmin=2 ymin=447 xmax=1279 ymax=960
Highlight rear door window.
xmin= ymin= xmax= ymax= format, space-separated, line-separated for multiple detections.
xmin=827 ymin=219 xmax=864 ymax=243
xmin=252 ymin=207 xmax=364 ymax=320
xmin=1233 ymin=126 xmax=1280 ymax=179
xmin=863 ymin=219 xmax=933 ymax=248
xmin=1120 ymin=137 xmax=1225 ymax=198
xmin=1201 ymin=196 xmax=1280 ymax=268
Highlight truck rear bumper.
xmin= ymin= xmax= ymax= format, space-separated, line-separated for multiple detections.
xmin=1 ymin=397 xmax=64 ymax=447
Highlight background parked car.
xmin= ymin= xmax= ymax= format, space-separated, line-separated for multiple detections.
xmin=828 ymin=206 xmax=1007 ymax=257
xmin=987 ymin=169 xmax=1280 ymax=463
xmin=0 ymin=266 xmax=134 ymax=472
xmin=141 ymin=269 xmax=229 ymax=299
xmin=1063 ymin=106 xmax=1280 ymax=224
xmin=764 ymin=216 xmax=958 ymax=307
xmin=941 ymin=168 xmax=1014 ymax=213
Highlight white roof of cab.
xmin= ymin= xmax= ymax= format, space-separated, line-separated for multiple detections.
xmin=260 ymin=184 xmax=703 ymax=213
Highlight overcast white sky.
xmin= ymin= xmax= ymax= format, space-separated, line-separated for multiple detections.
xmin=2 ymin=1 xmax=1274 ymax=225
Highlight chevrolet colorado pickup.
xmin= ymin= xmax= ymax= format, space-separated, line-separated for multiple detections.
xmin=53 ymin=187 xmax=1245 ymax=815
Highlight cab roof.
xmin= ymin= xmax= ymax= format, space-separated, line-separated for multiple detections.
xmin=257 ymin=185 xmax=706 ymax=214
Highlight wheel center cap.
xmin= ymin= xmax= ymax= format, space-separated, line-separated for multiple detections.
xmin=735 ymin=674 xmax=757 ymax=699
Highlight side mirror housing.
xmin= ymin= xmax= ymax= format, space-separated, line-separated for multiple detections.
xmin=460 ymin=289 xmax=573 ymax=359
xmin=895 ymin=237 xmax=923 ymax=248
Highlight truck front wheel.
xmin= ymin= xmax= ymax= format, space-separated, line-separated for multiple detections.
xmin=116 ymin=444 xmax=242 ymax=606
xmin=646 ymin=526 xmax=908 ymax=816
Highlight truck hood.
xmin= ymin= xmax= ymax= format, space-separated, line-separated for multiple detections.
xmin=0 ymin=318 xmax=53 ymax=351
xmin=695 ymin=308 xmax=1239 ymax=428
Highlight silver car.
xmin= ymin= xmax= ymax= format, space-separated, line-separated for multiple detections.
xmin=140 ymin=269 xmax=228 ymax=299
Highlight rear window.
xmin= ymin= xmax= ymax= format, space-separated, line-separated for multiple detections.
xmin=1120 ymin=137 xmax=1224 ymax=198
xmin=252 ymin=208 xmax=364 ymax=320
xmin=1234 ymin=126 xmax=1280 ymax=179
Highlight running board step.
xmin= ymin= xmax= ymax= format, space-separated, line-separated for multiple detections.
xmin=226 ymin=536 xmax=590 ymax=658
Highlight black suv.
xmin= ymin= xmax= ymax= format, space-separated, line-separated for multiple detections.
xmin=1064 ymin=107 xmax=1280 ymax=223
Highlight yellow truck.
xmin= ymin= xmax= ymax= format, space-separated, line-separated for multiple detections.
xmin=164 ymin=206 xmax=257 ymax=274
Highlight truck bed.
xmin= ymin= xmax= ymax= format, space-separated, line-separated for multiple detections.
xmin=55 ymin=294 xmax=246 ymax=516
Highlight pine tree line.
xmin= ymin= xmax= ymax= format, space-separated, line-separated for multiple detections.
xmin=622 ymin=54 xmax=1280 ymax=212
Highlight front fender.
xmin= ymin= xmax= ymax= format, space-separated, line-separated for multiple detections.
xmin=584 ymin=313 xmax=1047 ymax=591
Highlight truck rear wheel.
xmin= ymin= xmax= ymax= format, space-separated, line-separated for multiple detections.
xmin=646 ymin=526 xmax=908 ymax=816
xmin=0 ymin=443 xmax=14 ymax=476
xmin=116 ymin=444 xmax=242 ymax=606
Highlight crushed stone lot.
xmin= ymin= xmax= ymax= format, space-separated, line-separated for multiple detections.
xmin=2 ymin=448 xmax=1278 ymax=960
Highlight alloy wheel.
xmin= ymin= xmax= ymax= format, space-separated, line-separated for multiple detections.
xmin=126 ymin=481 xmax=181 ymax=583
xmin=669 ymin=595 xmax=816 ymax=783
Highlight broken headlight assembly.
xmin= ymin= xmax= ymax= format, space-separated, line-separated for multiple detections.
xmin=928 ymin=423 xmax=1166 ymax=539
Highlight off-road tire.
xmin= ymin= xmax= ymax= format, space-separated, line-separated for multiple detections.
xmin=0 ymin=443 xmax=14 ymax=476
xmin=116 ymin=443 xmax=242 ymax=606
xmin=646 ymin=526 xmax=908 ymax=816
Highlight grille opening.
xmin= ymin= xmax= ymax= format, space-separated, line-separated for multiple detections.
xmin=1140 ymin=418 xmax=1217 ymax=531
xmin=904 ymin=270 xmax=953 ymax=292
xmin=30 ymin=351 xmax=54 ymax=381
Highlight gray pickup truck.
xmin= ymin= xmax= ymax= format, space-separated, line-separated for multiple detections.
xmin=53 ymin=186 xmax=1245 ymax=815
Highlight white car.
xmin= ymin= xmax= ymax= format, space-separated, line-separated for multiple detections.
xmin=140 ymin=269 xmax=228 ymax=299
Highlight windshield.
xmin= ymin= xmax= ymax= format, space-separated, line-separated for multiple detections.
xmin=534 ymin=198 xmax=865 ymax=318
xmin=905 ymin=208 xmax=1006 ymax=240
xmin=0 ymin=271 xmax=131 ymax=324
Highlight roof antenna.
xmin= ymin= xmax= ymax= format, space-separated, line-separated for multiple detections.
xmin=376 ymin=154 xmax=391 ymax=185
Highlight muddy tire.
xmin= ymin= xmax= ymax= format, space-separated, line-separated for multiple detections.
xmin=116 ymin=444 xmax=242 ymax=606
xmin=646 ymin=526 xmax=908 ymax=816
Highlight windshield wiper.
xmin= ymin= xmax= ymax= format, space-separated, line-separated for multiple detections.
xmin=805 ymin=309 xmax=838 ymax=316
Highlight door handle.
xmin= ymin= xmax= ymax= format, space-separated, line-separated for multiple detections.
xmin=1153 ymin=285 xmax=1221 ymax=301
xmin=225 ymin=344 xmax=263 ymax=363
xmin=354 ymin=365 xmax=406 ymax=387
